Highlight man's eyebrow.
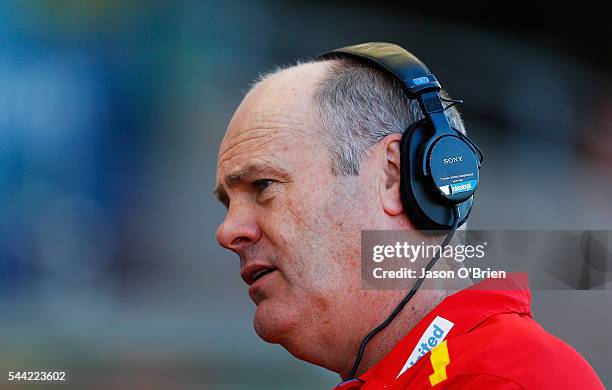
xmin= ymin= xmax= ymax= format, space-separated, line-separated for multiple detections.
xmin=213 ymin=185 xmax=229 ymax=206
xmin=213 ymin=162 xmax=291 ymax=204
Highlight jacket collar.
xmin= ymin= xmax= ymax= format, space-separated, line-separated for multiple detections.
xmin=336 ymin=273 xmax=531 ymax=388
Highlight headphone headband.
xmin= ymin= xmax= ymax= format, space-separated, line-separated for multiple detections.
xmin=317 ymin=42 xmax=441 ymax=97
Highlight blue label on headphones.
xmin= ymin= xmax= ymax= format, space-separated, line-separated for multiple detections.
xmin=451 ymin=180 xmax=477 ymax=193
xmin=412 ymin=76 xmax=430 ymax=85
xmin=439 ymin=180 xmax=478 ymax=196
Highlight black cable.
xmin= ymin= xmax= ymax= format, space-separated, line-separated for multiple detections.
xmin=347 ymin=204 xmax=462 ymax=380
xmin=439 ymin=97 xmax=484 ymax=164
xmin=440 ymin=97 xmax=464 ymax=105
xmin=442 ymin=102 xmax=459 ymax=110
xmin=440 ymin=97 xmax=464 ymax=111
xmin=456 ymin=130 xmax=484 ymax=164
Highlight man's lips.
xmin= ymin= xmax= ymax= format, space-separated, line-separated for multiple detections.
xmin=247 ymin=268 xmax=278 ymax=305
xmin=240 ymin=262 xmax=278 ymax=286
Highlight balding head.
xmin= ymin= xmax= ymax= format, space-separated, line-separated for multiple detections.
xmin=222 ymin=61 xmax=330 ymax=149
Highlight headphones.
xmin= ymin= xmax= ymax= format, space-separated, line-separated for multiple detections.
xmin=317 ymin=42 xmax=483 ymax=230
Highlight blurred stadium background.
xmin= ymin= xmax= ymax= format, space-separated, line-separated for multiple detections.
xmin=0 ymin=1 xmax=610 ymax=388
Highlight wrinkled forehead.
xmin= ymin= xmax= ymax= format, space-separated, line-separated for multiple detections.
xmin=218 ymin=62 xmax=329 ymax=172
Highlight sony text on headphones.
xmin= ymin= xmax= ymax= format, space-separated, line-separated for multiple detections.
xmin=317 ymin=42 xmax=483 ymax=230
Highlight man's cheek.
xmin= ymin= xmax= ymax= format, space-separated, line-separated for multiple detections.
xmin=265 ymin=197 xmax=320 ymax=248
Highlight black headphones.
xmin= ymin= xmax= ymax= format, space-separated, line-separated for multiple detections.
xmin=317 ymin=43 xmax=484 ymax=380
xmin=317 ymin=42 xmax=483 ymax=230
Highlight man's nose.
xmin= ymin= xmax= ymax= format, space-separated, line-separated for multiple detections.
xmin=216 ymin=205 xmax=262 ymax=252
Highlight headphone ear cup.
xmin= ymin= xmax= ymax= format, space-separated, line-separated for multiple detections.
xmin=400 ymin=121 xmax=472 ymax=229
xmin=427 ymin=134 xmax=480 ymax=204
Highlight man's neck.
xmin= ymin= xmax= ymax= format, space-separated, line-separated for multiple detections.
xmin=338 ymin=289 xmax=447 ymax=381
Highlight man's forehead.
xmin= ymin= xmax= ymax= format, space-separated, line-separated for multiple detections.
xmin=231 ymin=62 xmax=328 ymax=127
xmin=219 ymin=61 xmax=330 ymax=162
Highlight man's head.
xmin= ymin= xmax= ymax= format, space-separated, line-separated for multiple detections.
xmin=215 ymin=57 xmax=466 ymax=373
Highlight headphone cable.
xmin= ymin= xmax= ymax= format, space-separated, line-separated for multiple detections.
xmin=347 ymin=204 xmax=461 ymax=380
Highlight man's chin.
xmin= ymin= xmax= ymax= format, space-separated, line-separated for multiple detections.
xmin=252 ymin=299 xmax=297 ymax=344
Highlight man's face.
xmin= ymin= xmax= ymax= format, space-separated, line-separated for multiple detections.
xmin=215 ymin=64 xmax=373 ymax=358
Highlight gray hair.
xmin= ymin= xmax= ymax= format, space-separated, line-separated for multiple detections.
xmin=312 ymin=58 xmax=466 ymax=176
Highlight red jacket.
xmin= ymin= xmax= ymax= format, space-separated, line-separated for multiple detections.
xmin=335 ymin=274 xmax=604 ymax=389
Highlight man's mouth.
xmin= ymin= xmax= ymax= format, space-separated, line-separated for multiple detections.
xmin=246 ymin=266 xmax=279 ymax=304
xmin=251 ymin=267 xmax=276 ymax=282
xmin=241 ymin=263 xmax=278 ymax=286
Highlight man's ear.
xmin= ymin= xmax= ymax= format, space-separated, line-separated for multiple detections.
xmin=380 ymin=134 xmax=404 ymax=216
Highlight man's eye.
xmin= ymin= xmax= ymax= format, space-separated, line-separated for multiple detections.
xmin=253 ymin=179 xmax=275 ymax=191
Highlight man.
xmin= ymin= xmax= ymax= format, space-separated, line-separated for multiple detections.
xmin=214 ymin=44 xmax=604 ymax=388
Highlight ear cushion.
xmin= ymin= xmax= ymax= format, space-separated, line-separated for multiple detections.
xmin=400 ymin=120 xmax=473 ymax=229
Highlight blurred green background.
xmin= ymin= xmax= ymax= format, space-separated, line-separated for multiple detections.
xmin=0 ymin=1 xmax=611 ymax=388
